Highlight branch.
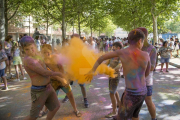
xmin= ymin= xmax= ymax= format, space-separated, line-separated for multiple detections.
xmin=53 ymin=0 xmax=62 ymax=12
xmin=156 ymin=1 xmax=169 ymax=16
xmin=7 ymin=0 xmax=21 ymax=11
xmin=7 ymin=3 xmax=21 ymax=21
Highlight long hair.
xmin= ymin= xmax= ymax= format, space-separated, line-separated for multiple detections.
xmin=5 ymin=35 xmax=12 ymax=42
xmin=163 ymin=41 xmax=168 ymax=47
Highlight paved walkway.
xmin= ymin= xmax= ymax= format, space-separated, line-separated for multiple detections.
xmin=0 ymin=64 xmax=180 ymax=120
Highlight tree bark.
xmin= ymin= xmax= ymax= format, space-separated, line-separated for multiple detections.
xmin=4 ymin=0 xmax=8 ymax=37
xmin=46 ymin=16 xmax=48 ymax=36
xmin=90 ymin=26 xmax=92 ymax=37
xmin=78 ymin=12 xmax=81 ymax=37
xmin=153 ymin=15 xmax=157 ymax=45
xmin=0 ymin=0 xmax=5 ymax=43
xmin=61 ymin=0 xmax=66 ymax=42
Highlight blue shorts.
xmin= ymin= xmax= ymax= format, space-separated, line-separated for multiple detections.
xmin=147 ymin=86 xmax=153 ymax=96
xmin=56 ymin=85 xmax=72 ymax=95
xmin=0 ymin=68 xmax=5 ymax=77
xmin=161 ymin=57 xmax=170 ymax=63
xmin=79 ymin=84 xmax=85 ymax=87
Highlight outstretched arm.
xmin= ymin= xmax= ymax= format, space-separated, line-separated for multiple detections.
xmin=92 ymin=50 xmax=120 ymax=72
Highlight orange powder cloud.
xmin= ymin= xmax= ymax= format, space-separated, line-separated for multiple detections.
xmin=57 ymin=37 xmax=116 ymax=84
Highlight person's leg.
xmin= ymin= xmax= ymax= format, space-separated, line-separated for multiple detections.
xmin=80 ymin=84 xmax=87 ymax=98
xmin=66 ymin=91 xmax=78 ymax=112
xmin=19 ymin=64 xmax=25 ymax=77
xmin=14 ymin=65 xmax=19 ymax=80
xmin=165 ymin=62 xmax=169 ymax=71
xmin=2 ymin=76 xmax=8 ymax=89
xmin=45 ymin=85 xmax=60 ymax=120
xmin=46 ymin=106 xmax=59 ymax=120
xmin=5 ymin=60 xmax=9 ymax=74
xmin=160 ymin=63 xmax=164 ymax=71
xmin=115 ymin=91 xmax=120 ymax=106
xmin=145 ymin=96 xmax=156 ymax=119
xmin=110 ymin=93 xmax=117 ymax=114
xmin=79 ymin=84 xmax=89 ymax=108
xmin=9 ymin=59 xmax=12 ymax=75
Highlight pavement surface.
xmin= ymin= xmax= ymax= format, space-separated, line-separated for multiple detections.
xmin=0 ymin=62 xmax=180 ymax=120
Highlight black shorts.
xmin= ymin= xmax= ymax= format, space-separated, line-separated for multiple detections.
xmin=117 ymin=91 xmax=146 ymax=119
xmin=7 ymin=56 xmax=13 ymax=61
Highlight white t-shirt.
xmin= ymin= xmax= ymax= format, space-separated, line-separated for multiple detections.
xmin=0 ymin=49 xmax=7 ymax=70
xmin=91 ymin=41 xmax=96 ymax=49
xmin=13 ymin=48 xmax=20 ymax=57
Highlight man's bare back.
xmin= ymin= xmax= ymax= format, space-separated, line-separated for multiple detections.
xmin=117 ymin=47 xmax=150 ymax=90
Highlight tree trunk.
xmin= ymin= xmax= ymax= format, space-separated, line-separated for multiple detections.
xmin=90 ymin=26 xmax=92 ymax=37
xmin=78 ymin=12 xmax=81 ymax=37
xmin=4 ymin=0 xmax=8 ymax=37
xmin=61 ymin=0 xmax=66 ymax=43
xmin=0 ymin=0 xmax=5 ymax=43
xmin=46 ymin=17 xmax=48 ymax=36
xmin=153 ymin=15 xmax=157 ymax=45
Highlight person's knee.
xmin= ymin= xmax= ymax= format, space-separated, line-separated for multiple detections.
xmin=145 ymin=96 xmax=153 ymax=107
xmin=66 ymin=91 xmax=73 ymax=97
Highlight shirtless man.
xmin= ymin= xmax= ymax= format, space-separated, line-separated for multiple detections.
xmin=86 ymin=29 xmax=151 ymax=120
xmin=40 ymin=44 xmax=82 ymax=117
xmin=20 ymin=36 xmax=63 ymax=120
xmin=137 ymin=27 xmax=157 ymax=120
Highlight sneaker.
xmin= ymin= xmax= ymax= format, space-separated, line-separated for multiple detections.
xmin=21 ymin=77 xmax=27 ymax=80
xmin=121 ymin=75 xmax=124 ymax=78
xmin=105 ymin=112 xmax=117 ymax=118
xmin=84 ymin=98 xmax=89 ymax=108
xmin=160 ymin=69 xmax=163 ymax=72
xmin=166 ymin=70 xmax=169 ymax=72
xmin=62 ymin=96 xmax=69 ymax=103
xmin=1 ymin=87 xmax=8 ymax=90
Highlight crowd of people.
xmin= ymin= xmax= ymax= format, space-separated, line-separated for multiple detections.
xmin=0 ymin=27 xmax=179 ymax=120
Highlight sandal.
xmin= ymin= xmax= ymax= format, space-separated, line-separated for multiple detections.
xmin=39 ymin=110 xmax=48 ymax=118
xmin=74 ymin=111 xmax=82 ymax=117
xmin=105 ymin=112 xmax=117 ymax=118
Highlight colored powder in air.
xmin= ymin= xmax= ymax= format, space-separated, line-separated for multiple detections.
xmin=58 ymin=37 xmax=115 ymax=84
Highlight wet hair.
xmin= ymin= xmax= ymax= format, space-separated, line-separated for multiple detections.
xmin=71 ymin=34 xmax=80 ymax=38
xmin=20 ymin=36 xmax=35 ymax=49
xmin=5 ymin=35 xmax=12 ymax=42
xmin=163 ymin=41 xmax=168 ymax=46
xmin=128 ymin=29 xmax=145 ymax=44
xmin=35 ymin=36 xmax=39 ymax=40
xmin=136 ymin=27 xmax=148 ymax=38
xmin=42 ymin=44 xmax=52 ymax=51
xmin=113 ymin=42 xmax=123 ymax=49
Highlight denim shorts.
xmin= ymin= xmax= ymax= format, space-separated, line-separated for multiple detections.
xmin=161 ymin=57 xmax=170 ymax=63
xmin=147 ymin=86 xmax=153 ymax=96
